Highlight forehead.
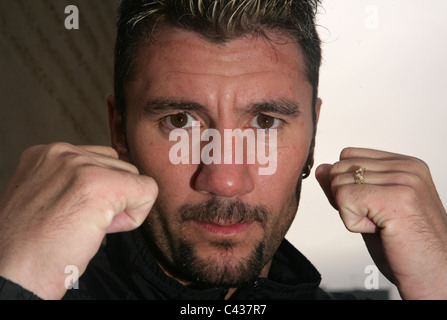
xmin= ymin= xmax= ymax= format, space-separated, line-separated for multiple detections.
xmin=126 ymin=27 xmax=313 ymax=112
xmin=133 ymin=27 xmax=308 ymax=83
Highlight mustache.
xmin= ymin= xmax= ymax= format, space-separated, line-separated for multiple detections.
xmin=180 ymin=198 xmax=269 ymax=227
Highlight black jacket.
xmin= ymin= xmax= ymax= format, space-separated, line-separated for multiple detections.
xmin=0 ymin=228 xmax=334 ymax=300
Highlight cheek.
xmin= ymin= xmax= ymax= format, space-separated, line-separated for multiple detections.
xmin=128 ymin=125 xmax=196 ymax=202
xmin=277 ymin=127 xmax=312 ymax=176
xmin=255 ymin=145 xmax=307 ymax=207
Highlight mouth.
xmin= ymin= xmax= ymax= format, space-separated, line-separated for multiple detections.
xmin=180 ymin=198 xmax=269 ymax=240
xmin=193 ymin=221 xmax=254 ymax=237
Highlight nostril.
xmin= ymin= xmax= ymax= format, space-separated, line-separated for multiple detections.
xmin=193 ymin=163 xmax=254 ymax=198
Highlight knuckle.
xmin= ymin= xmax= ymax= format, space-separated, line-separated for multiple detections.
xmin=19 ymin=144 xmax=45 ymax=162
xmin=330 ymin=161 xmax=345 ymax=177
xmin=104 ymin=146 xmax=119 ymax=158
xmin=18 ymin=143 xmax=80 ymax=170
xmin=399 ymin=157 xmax=431 ymax=180
xmin=41 ymin=142 xmax=80 ymax=165
xmin=45 ymin=142 xmax=77 ymax=155
xmin=331 ymin=160 xmax=342 ymax=172
xmin=340 ymin=147 xmax=355 ymax=160
xmin=408 ymin=155 xmax=429 ymax=170
xmin=330 ymin=171 xmax=345 ymax=187
xmin=412 ymin=158 xmax=431 ymax=178
xmin=119 ymin=161 xmax=140 ymax=175
xmin=394 ymin=171 xmax=420 ymax=187
xmin=83 ymin=145 xmax=119 ymax=158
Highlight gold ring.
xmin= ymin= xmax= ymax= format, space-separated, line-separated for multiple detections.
xmin=355 ymin=168 xmax=366 ymax=184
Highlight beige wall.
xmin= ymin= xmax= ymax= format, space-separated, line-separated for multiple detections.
xmin=0 ymin=0 xmax=120 ymax=192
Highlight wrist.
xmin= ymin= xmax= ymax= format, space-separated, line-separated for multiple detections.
xmin=0 ymin=276 xmax=42 ymax=300
xmin=0 ymin=254 xmax=67 ymax=300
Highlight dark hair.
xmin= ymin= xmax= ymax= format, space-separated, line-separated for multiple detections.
xmin=114 ymin=0 xmax=322 ymax=119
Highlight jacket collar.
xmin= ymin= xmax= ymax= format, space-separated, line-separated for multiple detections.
xmin=105 ymin=228 xmax=322 ymax=300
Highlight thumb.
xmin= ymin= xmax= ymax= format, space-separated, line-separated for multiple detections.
xmin=315 ymin=163 xmax=338 ymax=210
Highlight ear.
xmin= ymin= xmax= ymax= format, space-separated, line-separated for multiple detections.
xmin=107 ymin=94 xmax=130 ymax=162
xmin=304 ymin=98 xmax=323 ymax=177
xmin=314 ymin=97 xmax=322 ymax=127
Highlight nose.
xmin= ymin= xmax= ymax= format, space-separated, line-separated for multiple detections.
xmin=194 ymin=163 xmax=255 ymax=198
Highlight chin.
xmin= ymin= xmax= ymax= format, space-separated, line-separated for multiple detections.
xmin=173 ymin=239 xmax=267 ymax=289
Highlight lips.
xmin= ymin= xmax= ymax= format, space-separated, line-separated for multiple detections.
xmin=194 ymin=221 xmax=253 ymax=237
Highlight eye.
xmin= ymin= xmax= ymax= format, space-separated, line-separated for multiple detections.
xmin=165 ymin=113 xmax=195 ymax=129
xmin=250 ymin=114 xmax=282 ymax=130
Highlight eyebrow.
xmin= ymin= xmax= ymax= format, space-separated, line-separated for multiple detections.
xmin=246 ymin=100 xmax=301 ymax=118
xmin=143 ymin=97 xmax=301 ymax=118
xmin=144 ymin=98 xmax=208 ymax=115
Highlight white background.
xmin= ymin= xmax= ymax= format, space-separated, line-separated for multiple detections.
xmin=286 ymin=0 xmax=447 ymax=299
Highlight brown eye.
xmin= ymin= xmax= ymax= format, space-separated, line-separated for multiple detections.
xmin=169 ymin=113 xmax=190 ymax=128
xmin=256 ymin=114 xmax=276 ymax=129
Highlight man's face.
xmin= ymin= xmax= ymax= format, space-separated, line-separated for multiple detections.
xmin=111 ymin=27 xmax=320 ymax=288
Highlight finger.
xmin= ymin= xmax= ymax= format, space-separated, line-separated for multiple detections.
xmin=89 ymin=153 xmax=139 ymax=174
xmin=78 ymin=145 xmax=119 ymax=158
xmin=330 ymin=157 xmax=429 ymax=177
xmin=315 ymin=164 xmax=338 ymax=210
xmin=76 ymin=146 xmax=139 ymax=174
xmin=334 ymin=183 xmax=393 ymax=234
xmin=340 ymin=147 xmax=430 ymax=170
xmin=340 ymin=147 xmax=409 ymax=161
xmin=106 ymin=173 xmax=159 ymax=234
xmin=331 ymin=170 xmax=421 ymax=188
